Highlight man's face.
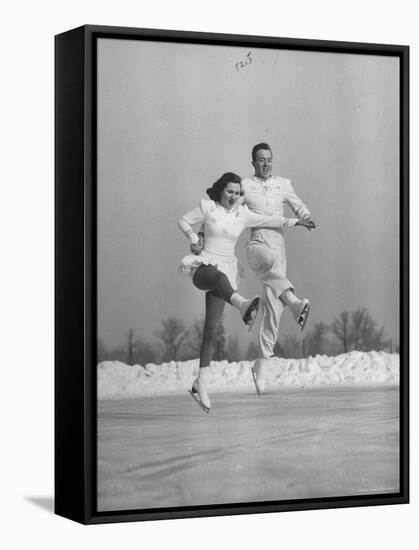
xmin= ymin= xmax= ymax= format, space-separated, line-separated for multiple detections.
xmin=252 ymin=148 xmax=273 ymax=179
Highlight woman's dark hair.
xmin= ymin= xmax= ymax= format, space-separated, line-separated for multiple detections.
xmin=206 ymin=172 xmax=242 ymax=202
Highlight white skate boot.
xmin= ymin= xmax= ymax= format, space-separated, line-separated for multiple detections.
xmin=251 ymin=358 xmax=266 ymax=396
xmin=188 ymin=376 xmax=211 ymax=413
xmin=291 ymin=298 xmax=310 ymax=332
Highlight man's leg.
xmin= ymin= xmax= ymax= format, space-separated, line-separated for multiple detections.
xmin=247 ymin=242 xmax=291 ymax=394
xmin=251 ymin=284 xmax=285 ymax=395
xmin=247 ymin=243 xmax=290 ymax=355
xmin=259 ymin=283 xmax=284 ymax=358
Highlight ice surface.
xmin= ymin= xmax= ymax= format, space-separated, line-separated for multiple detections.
xmin=98 ymin=351 xmax=399 ymax=399
xmin=97 ymin=385 xmax=399 ymax=511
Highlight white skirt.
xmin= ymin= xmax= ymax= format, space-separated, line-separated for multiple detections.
xmin=178 ymin=251 xmax=238 ymax=289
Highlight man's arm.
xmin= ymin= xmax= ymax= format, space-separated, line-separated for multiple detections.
xmin=284 ymin=179 xmax=312 ymax=222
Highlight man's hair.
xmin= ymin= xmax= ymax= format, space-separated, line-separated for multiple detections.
xmin=251 ymin=142 xmax=272 ymax=162
xmin=206 ymin=172 xmax=242 ymax=202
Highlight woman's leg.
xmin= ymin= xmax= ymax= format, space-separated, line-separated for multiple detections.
xmin=192 ymin=265 xmax=260 ymax=328
xmin=192 ymin=265 xmax=235 ymax=303
xmin=191 ymin=291 xmax=226 ymax=412
xmin=200 ymin=291 xmax=226 ymax=368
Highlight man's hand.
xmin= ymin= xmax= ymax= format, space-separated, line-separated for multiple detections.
xmin=190 ymin=233 xmax=205 ymax=254
xmin=296 ymin=219 xmax=317 ymax=231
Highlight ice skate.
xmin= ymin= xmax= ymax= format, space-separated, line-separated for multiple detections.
xmin=240 ymin=297 xmax=261 ymax=332
xmin=188 ymin=377 xmax=211 ymax=413
xmin=251 ymin=358 xmax=266 ymax=396
xmin=291 ymin=298 xmax=310 ymax=332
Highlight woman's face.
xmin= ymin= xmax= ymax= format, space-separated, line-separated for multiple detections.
xmin=219 ymin=182 xmax=242 ymax=209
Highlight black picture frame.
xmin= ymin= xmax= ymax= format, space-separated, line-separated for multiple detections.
xmin=55 ymin=24 xmax=409 ymax=524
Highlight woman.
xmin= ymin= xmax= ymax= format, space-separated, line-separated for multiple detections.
xmin=178 ymin=172 xmax=312 ymax=413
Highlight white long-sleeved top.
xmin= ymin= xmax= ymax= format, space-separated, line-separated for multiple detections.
xmin=241 ymin=176 xmax=310 ymax=248
xmin=179 ymin=198 xmax=298 ymax=257
xmin=178 ymin=198 xmax=298 ymax=287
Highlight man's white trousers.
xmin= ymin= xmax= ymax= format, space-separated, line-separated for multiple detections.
xmin=247 ymin=238 xmax=293 ymax=358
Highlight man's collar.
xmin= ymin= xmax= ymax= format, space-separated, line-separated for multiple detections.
xmin=251 ymin=175 xmax=274 ymax=183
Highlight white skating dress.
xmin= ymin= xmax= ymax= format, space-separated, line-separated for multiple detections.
xmin=178 ymin=198 xmax=298 ymax=289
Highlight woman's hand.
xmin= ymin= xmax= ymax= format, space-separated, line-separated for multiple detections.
xmin=296 ymin=219 xmax=317 ymax=231
xmin=190 ymin=233 xmax=205 ymax=255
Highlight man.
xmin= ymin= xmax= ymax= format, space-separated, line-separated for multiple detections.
xmin=241 ymin=143 xmax=315 ymax=394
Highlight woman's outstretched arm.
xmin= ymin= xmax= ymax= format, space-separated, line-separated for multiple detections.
xmin=243 ymin=206 xmax=316 ymax=230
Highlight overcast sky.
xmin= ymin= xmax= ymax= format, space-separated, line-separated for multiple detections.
xmin=97 ymin=38 xmax=399 ymax=352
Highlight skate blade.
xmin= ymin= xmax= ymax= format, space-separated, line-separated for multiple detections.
xmin=251 ymin=367 xmax=262 ymax=396
xmin=245 ymin=297 xmax=260 ymax=332
xmin=188 ymin=390 xmax=210 ymax=414
xmin=298 ymin=302 xmax=310 ymax=332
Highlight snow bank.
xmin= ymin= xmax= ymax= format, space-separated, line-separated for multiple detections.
xmin=98 ymin=351 xmax=399 ymax=399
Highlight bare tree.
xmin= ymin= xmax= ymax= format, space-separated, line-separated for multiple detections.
xmin=350 ymin=308 xmax=387 ymax=351
xmin=96 ymin=333 xmax=157 ymax=365
xmin=155 ymin=317 xmax=189 ymax=362
xmin=330 ymin=311 xmax=351 ymax=353
xmin=330 ymin=308 xmax=387 ymax=353
xmin=126 ymin=329 xmax=135 ymax=365
xmin=306 ymin=322 xmax=329 ymax=356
